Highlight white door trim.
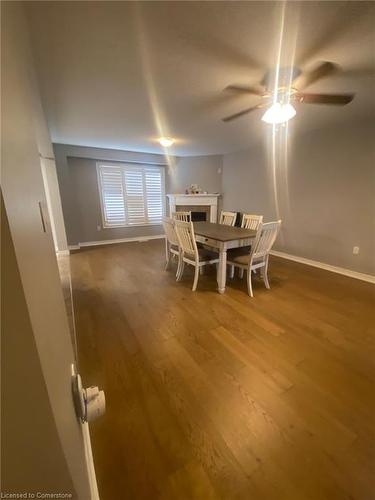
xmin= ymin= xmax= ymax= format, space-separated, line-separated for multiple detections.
xmin=82 ymin=423 xmax=100 ymax=500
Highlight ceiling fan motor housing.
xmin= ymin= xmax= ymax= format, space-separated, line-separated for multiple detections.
xmin=261 ymin=66 xmax=302 ymax=91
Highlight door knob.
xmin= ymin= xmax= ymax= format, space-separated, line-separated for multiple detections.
xmin=72 ymin=369 xmax=105 ymax=423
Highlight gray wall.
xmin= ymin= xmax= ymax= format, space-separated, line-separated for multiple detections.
xmin=223 ymin=119 xmax=375 ymax=275
xmin=54 ymin=143 xmax=223 ymax=245
xmin=54 ymin=124 xmax=374 ymax=275
xmin=168 ymin=155 xmax=222 ymax=194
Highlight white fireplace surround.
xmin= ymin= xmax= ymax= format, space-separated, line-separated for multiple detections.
xmin=167 ymin=194 xmax=220 ymax=223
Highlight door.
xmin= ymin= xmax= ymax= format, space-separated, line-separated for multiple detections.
xmin=2 ymin=2 xmax=94 ymax=498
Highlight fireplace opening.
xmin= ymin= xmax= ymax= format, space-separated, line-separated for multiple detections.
xmin=191 ymin=211 xmax=207 ymax=222
xmin=175 ymin=205 xmax=210 ymax=222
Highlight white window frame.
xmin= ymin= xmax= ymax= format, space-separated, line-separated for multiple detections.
xmin=96 ymin=161 xmax=166 ymax=228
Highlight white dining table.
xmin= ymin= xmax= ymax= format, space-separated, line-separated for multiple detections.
xmin=193 ymin=221 xmax=257 ymax=294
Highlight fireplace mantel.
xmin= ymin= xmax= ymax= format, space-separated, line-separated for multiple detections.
xmin=167 ymin=194 xmax=220 ymax=223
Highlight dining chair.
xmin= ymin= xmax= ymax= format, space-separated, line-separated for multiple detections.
xmin=162 ymin=217 xmax=181 ymax=277
xmin=172 ymin=211 xmax=191 ymax=222
xmin=241 ymin=214 xmax=263 ymax=230
xmin=228 ymin=215 xmax=264 ymax=279
xmin=227 ymin=220 xmax=281 ymax=297
xmin=219 ymin=210 xmax=237 ymax=226
xmin=230 ymin=214 xmax=264 ymax=278
xmin=174 ymin=220 xmax=219 ymax=291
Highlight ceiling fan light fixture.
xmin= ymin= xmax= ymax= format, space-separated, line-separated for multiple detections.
xmin=261 ymin=102 xmax=296 ymax=124
xmin=158 ymin=137 xmax=175 ymax=147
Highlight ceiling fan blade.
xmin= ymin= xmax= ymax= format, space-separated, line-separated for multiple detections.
xmin=295 ymin=93 xmax=355 ymax=105
xmin=222 ymin=104 xmax=262 ymax=122
xmin=299 ymin=61 xmax=339 ymax=89
xmin=225 ymin=84 xmax=264 ymax=96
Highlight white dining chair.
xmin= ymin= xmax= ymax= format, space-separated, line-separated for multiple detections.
xmin=162 ymin=217 xmax=181 ymax=277
xmin=231 ymin=214 xmax=264 ymax=278
xmin=219 ymin=210 xmax=237 ymax=226
xmin=172 ymin=211 xmax=191 ymax=222
xmin=174 ymin=220 xmax=219 ymax=291
xmin=227 ymin=220 xmax=281 ymax=297
xmin=241 ymin=214 xmax=263 ymax=230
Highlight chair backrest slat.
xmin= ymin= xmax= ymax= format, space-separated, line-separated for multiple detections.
xmin=172 ymin=211 xmax=191 ymax=222
xmin=220 ymin=210 xmax=237 ymax=226
xmin=241 ymin=214 xmax=263 ymax=230
xmin=252 ymin=220 xmax=281 ymax=260
xmin=174 ymin=220 xmax=198 ymax=258
xmin=162 ymin=217 xmax=179 ymax=247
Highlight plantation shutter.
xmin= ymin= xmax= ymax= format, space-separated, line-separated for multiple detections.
xmin=145 ymin=168 xmax=163 ymax=224
xmin=97 ymin=163 xmax=165 ymax=227
xmin=98 ymin=166 xmax=126 ymax=226
xmin=124 ymin=168 xmax=146 ymax=225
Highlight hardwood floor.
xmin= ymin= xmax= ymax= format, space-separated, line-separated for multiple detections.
xmin=69 ymin=240 xmax=375 ymax=500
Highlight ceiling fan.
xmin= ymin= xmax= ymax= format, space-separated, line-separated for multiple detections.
xmin=222 ymin=61 xmax=355 ymax=124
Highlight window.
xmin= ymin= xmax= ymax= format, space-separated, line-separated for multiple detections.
xmin=97 ymin=163 xmax=165 ymax=227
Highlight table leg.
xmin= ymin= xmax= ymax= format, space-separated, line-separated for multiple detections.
xmin=217 ymin=248 xmax=227 ymax=294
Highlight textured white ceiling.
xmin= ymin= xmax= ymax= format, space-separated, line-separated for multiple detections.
xmin=26 ymin=1 xmax=375 ymax=156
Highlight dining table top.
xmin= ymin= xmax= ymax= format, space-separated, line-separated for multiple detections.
xmin=193 ymin=221 xmax=257 ymax=242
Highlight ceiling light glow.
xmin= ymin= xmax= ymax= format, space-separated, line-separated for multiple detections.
xmin=261 ymin=103 xmax=296 ymax=124
xmin=158 ymin=137 xmax=175 ymax=147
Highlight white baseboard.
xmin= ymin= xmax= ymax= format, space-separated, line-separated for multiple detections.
xmin=270 ymin=250 xmax=375 ymax=284
xmin=56 ymin=249 xmax=70 ymax=256
xmin=68 ymin=234 xmax=165 ymax=251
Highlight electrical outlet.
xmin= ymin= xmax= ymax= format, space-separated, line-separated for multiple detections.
xmin=353 ymin=246 xmax=360 ymax=255
xmin=97 ymin=224 xmax=101 ymax=231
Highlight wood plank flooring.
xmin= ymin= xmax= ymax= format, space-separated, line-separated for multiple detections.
xmin=69 ymin=240 xmax=375 ymax=500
